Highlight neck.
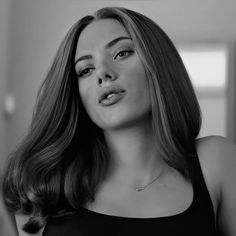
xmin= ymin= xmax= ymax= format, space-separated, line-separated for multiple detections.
xmin=103 ymin=121 xmax=167 ymax=187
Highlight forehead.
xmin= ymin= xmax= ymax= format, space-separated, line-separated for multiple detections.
xmin=76 ymin=19 xmax=129 ymax=55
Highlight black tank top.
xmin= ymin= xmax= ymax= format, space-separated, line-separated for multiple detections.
xmin=43 ymin=155 xmax=218 ymax=235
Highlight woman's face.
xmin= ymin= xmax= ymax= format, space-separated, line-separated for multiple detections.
xmin=74 ymin=19 xmax=151 ymax=130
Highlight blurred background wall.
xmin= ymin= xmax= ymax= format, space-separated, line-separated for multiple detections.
xmin=0 ymin=0 xmax=236 ymax=235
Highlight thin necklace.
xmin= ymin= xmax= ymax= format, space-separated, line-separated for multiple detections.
xmin=135 ymin=170 xmax=163 ymax=192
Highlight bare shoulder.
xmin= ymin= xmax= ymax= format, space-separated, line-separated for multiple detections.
xmin=195 ymin=135 xmax=236 ymax=174
xmin=196 ymin=134 xmax=236 ymax=153
xmin=195 ymin=135 xmax=236 ymax=234
xmin=15 ymin=214 xmax=44 ymax=236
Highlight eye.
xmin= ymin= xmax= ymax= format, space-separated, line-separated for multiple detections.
xmin=77 ymin=67 xmax=93 ymax=78
xmin=114 ymin=50 xmax=134 ymax=60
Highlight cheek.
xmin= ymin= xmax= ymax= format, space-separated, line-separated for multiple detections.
xmin=127 ymin=67 xmax=151 ymax=112
xmin=78 ymin=84 xmax=86 ymax=105
xmin=126 ymin=64 xmax=149 ymax=98
xmin=78 ymin=81 xmax=99 ymax=122
xmin=78 ymin=82 xmax=93 ymax=110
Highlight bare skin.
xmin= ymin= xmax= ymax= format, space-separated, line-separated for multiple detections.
xmin=15 ymin=135 xmax=236 ymax=236
xmin=75 ymin=18 xmax=194 ymax=220
xmin=14 ymin=19 xmax=236 ymax=236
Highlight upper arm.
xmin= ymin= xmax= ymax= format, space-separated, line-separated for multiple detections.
xmin=215 ymin=137 xmax=236 ymax=236
xmin=196 ymin=135 xmax=236 ymax=236
xmin=15 ymin=214 xmax=44 ymax=236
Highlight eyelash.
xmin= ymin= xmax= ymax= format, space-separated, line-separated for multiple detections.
xmin=77 ymin=49 xmax=134 ymax=78
xmin=114 ymin=50 xmax=133 ymax=60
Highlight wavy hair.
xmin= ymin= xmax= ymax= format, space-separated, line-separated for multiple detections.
xmin=2 ymin=6 xmax=201 ymax=234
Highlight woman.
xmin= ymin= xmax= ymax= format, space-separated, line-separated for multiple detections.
xmin=2 ymin=6 xmax=236 ymax=236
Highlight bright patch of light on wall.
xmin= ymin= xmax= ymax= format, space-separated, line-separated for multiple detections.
xmin=178 ymin=46 xmax=227 ymax=88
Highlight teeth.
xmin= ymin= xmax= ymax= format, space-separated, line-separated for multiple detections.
xmin=107 ymin=93 xmax=115 ymax=99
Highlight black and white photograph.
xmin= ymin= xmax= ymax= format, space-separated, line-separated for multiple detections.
xmin=0 ymin=0 xmax=236 ymax=235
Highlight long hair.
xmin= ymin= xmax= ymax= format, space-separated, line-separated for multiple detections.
xmin=2 ymin=6 xmax=201 ymax=234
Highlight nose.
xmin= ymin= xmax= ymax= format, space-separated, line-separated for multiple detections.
xmin=96 ymin=61 xmax=117 ymax=86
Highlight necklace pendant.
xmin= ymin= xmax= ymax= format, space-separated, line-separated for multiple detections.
xmin=135 ymin=187 xmax=145 ymax=192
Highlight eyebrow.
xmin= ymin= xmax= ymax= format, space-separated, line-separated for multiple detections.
xmin=74 ymin=36 xmax=132 ymax=66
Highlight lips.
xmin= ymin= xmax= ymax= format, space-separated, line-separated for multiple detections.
xmin=98 ymin=86 xmax=126 ymax=106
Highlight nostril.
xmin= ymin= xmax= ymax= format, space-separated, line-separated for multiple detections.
xmin=98 ymin=78 xmax=102 ymax=85
xmin=98 ymin=73 xmax=115 ymax=86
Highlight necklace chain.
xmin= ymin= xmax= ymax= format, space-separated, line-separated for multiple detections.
xmin=135 ymin=171 xmax=163 ymax=192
